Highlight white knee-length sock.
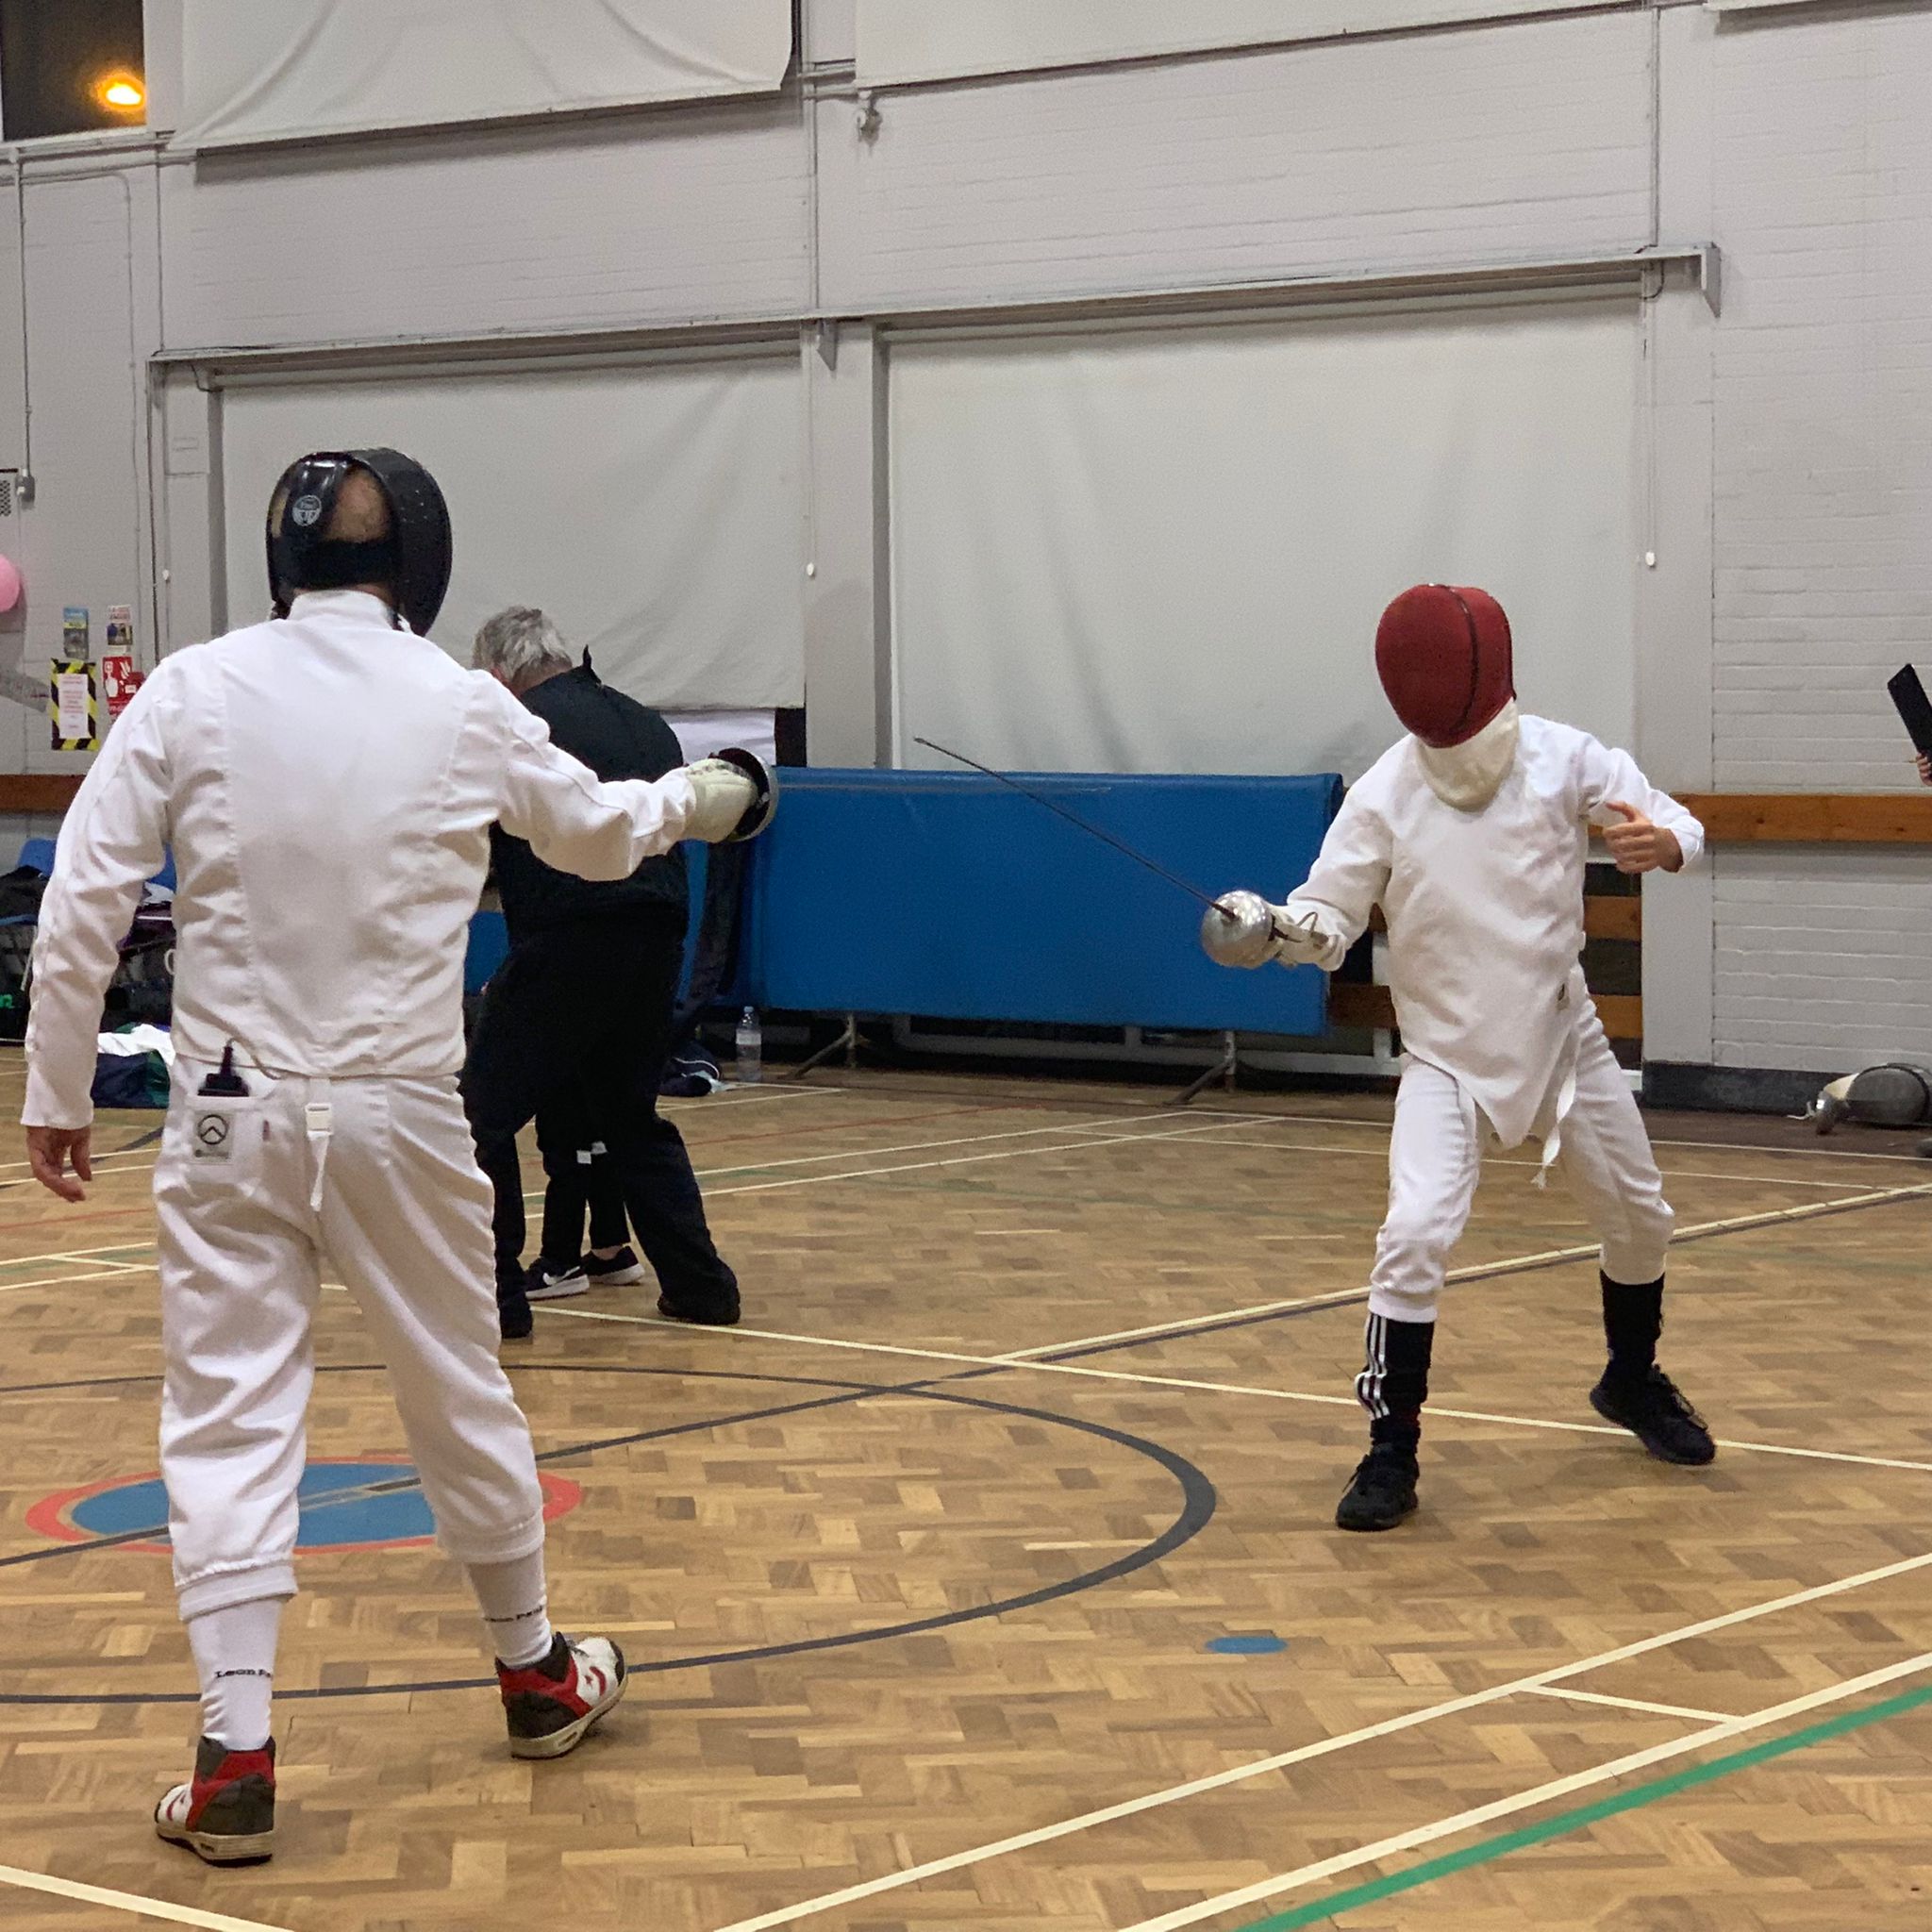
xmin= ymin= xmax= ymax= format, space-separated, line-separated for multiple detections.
xmin=467 ymin=1551 xmax=555 ymax=1667
xmin=187 ymin=1597 xmax=286 ymax=1751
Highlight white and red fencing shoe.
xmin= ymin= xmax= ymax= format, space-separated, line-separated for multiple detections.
xmin=155 ymin=1737 xmax=276 ymax=1865
xmin=496 ymin=1633 xmax=626 ymax=1759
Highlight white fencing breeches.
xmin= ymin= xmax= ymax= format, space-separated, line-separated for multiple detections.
xmin=157 ymin=1063 xmax=547 ymax=1621
xmin=1365 ymin=1008 xmax=1675 ymax=1325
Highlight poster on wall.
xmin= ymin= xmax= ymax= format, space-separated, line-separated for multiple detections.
xmin=61 ymin=608 xmax=91 ymax=660
xmin=101 ymin=653 xmax=143 ymax=721
xmin=49 ymin=661 xmax=100 ymax=753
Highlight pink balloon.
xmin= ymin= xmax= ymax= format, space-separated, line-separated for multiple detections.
xmin=0 ymin=555 xmax=19 ymax=613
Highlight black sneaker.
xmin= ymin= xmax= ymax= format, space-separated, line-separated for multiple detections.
xmin=498 ymin=1285 xmax=534 ymax=1341
xmin=657 ymin=1291 xmax=741 ymax=1328
xmin=1335 ymin=1443 xmax=1419 ymax=1532
xmin=526 ymin=1257 xmax=590 ymax=1303
xmin=584 ymin=1246 xmax=646 ymax=1287
xmin=1590 ymin=1366 xmax=1716 ymax=1466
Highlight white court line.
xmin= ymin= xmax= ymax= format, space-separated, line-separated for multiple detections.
xmin=539 ymin=1305 xmax=1932 ymax=1477
xmin=1116 ymin=1648 xmax=1932 ymax=1932
xmin=992 ymin=1176 xmax=1932 ymax=1361
xmin=0 ymin=1262 xmax=159 ymax=1298
xmin=0 ymin=1861 xmax=291 ymax=1932
xmin=709 ymin=1551 xmax=1932 ymax=1932
xmin=1521 ymin=1683 xmax=1731 ymax=1724
xmin=695 ymin=1116 xmax=1257 ymax=1203
xmin=1186 ymin=1103 xmax=1932 ymax=1165
xmin=1164 ymin=1131 xmax=1882 ymax=1192
xmin=0 ymin=1105 xmax=1221 ymax=1282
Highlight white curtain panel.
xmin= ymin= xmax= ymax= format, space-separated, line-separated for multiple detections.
xmin=221 ymin=356 xmax=805 ymax=710
xmin=890 ymin=299 xmax=1638 ymax=781
xmin=182 ymin=0 xmax=792 ymax=146
xmin=858 ymin=0 xmax=1607 ymax=87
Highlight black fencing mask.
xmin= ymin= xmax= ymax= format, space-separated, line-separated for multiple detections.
xmin=266 ymin=447 xmax=453 ymax=635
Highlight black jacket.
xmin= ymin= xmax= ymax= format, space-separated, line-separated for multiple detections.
xmin=491 ymin=658 xmax=688 ymax=942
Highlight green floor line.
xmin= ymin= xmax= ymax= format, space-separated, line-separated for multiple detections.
xmin=1228 ymin=1674 xmax=1932 ymax=1932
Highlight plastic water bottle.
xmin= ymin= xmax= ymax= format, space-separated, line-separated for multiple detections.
xmin=735 ymin=1006 xmax=763 ymax=1085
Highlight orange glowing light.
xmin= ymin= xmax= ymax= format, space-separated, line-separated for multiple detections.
xmin=97 ymin=75 xmax=145 ymax=112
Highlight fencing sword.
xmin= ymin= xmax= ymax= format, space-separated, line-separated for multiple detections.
xmin=913 ymin=737 xmax=1229 ymax=911
xmin=910 ymin=737 xmax=1317 ymax=961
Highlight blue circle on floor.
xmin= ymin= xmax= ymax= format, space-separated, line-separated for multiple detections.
xmin=1206 ymin=1634 xmax=1289 ymax=1656
xmin=71 ymin=1462 xmax=437 ymax=1551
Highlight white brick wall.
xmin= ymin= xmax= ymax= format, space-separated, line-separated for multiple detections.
xmin=1713 ymin=848 xmax=1932 ymax=1074
xmin=820 ymin=10 xmax=1656 ymax=312
xmin=1707 ymin=6 xmax=1932 ymax=1071
xmin=1710 ymin=7 xmax=1932 ymax=791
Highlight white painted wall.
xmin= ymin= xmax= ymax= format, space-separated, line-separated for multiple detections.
xmin=2 ymin=0 xmax=1929 ymax=1086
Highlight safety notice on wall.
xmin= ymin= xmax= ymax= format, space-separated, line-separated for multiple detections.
xmin=101 ymin=653 xmax=142 ymax=720
xmin=49 ymin=660 xmax=100 ymax=753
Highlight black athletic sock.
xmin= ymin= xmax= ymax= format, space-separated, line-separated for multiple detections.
xmin=1356 ymin=1314 xmax=1433 ymax=1453
xmin=1601 ymin=1272 xmax=1665 ymax=1380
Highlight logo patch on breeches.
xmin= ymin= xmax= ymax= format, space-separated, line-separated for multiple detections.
xmin=192 ymin=1112 xmax=232 ymax=1160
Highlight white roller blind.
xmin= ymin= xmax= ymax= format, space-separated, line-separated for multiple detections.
xmin=221 ymin=357 xmax=804 ymax=710
xmin=182 ymin=0 xmax=792 ymax=147
xmin=858 ymin=0 xmax=1609 ymax=86
xmin=890 ymin=301 xmax=1637 ymax=780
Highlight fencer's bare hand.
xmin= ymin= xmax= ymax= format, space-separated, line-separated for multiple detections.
xmin=25 ymin=1125 xmax=92 ymax=1203
xmin=1917 ymin=753 xmax=1932 ymax=788
xmin=1602 ymin=801 xmax=1682 ymax=875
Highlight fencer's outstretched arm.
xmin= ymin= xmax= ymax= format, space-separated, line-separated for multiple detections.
xmin=1279 ymin=791 xmax=1393 ymax=972
xmin=23 ymin=666 xmax=175 ymax=1140
xmin=1205 ymin=791 xmax=1391 ymax=972
xmin=497 ymin=704 xmax=693 ymax=882
xmin=1577 ymin=739 xmax=1705 ymax=874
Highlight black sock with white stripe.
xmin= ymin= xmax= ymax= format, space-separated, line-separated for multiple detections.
xmin=1355 ymin=1313 xmax=1434 ymax=1453
xmin=1601 ymin=1272 xmax=1665 ymax=1382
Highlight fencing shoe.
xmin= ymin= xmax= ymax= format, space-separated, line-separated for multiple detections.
xmin=657 ymin=1290 xmax=741 ymax=1327
xmin=1335 ymin=1442 xmax=1420 ymax=1532
xmin=497 ymin=1633 xmax=626 ymax=1760
xmin=155 ymin=1737 xmax=276 ymax=1865
xmin=1590 ymin=1366 xmax=1716 ymax=1466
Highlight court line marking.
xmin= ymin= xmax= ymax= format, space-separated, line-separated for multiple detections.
xmin=0 ymin=1861 xmax=292 ymax=1932
xmin=0 ymin=1104 xmax=1223 ymax=1280
xmin=1519 ymin=1683 xmax=1731 ymax=1724
xmin=541 ymin=1305 xmax=1932 ymax=1478
xmin=708 ymin=1551 xmax=1932 ymax=1932
xmin=1184 ymin=1103 xmax=1932 ymax=1166
xmin=991 ymin=1176 xmax=1932 ymax=1360
xmin=1116 ymin=1648 xmax=1932 ymax=1932
xmin=1211 ymin=1674 xmax=1932 ymax=1932
xmin=0 ymin=1263 xmax=160 ymax=1299
xmin=1158 ymin=1130 xmax=1883 ymax=1192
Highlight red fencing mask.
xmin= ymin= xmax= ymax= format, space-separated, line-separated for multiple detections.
xmin=1374 ymin=585 xmax=1515 ymax=748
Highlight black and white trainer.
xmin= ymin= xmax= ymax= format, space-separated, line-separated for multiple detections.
xmin=525 ymin=1258 xmax=590 ymax=1303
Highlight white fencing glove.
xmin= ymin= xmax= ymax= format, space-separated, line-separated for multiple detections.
xmin=681 ymin=749 xmax=777 ymax=843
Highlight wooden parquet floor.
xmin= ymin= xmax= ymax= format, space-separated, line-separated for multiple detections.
xmin=1 ymin=1052 xmax=1930 ymax=1931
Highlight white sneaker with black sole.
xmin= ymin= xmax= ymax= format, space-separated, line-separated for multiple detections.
xmin=525 ymin=1258 xmax=590 ymax=1302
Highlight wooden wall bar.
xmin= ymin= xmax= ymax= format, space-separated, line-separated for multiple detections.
xmin=1676 ymin=792 xmax=1932 ymax=844
xmin=0 ymin=775 xmax=85 ymax=814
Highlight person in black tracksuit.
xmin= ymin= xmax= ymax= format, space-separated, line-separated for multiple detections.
xmin=463 ymin=608 xmax=740 ymax=1340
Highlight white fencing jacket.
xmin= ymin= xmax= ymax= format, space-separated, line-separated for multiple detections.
xmin=24 ymin=591 xmax=696 ymax=1131
xmin=1285 ymin=714 xmax=1705 ymax=1150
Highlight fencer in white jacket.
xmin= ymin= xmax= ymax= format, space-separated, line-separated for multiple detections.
xmin=1208 ymin=585 xmax=1715 ymax=1534
xmin=20 ymin=451 xmax=769 ymax=1864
